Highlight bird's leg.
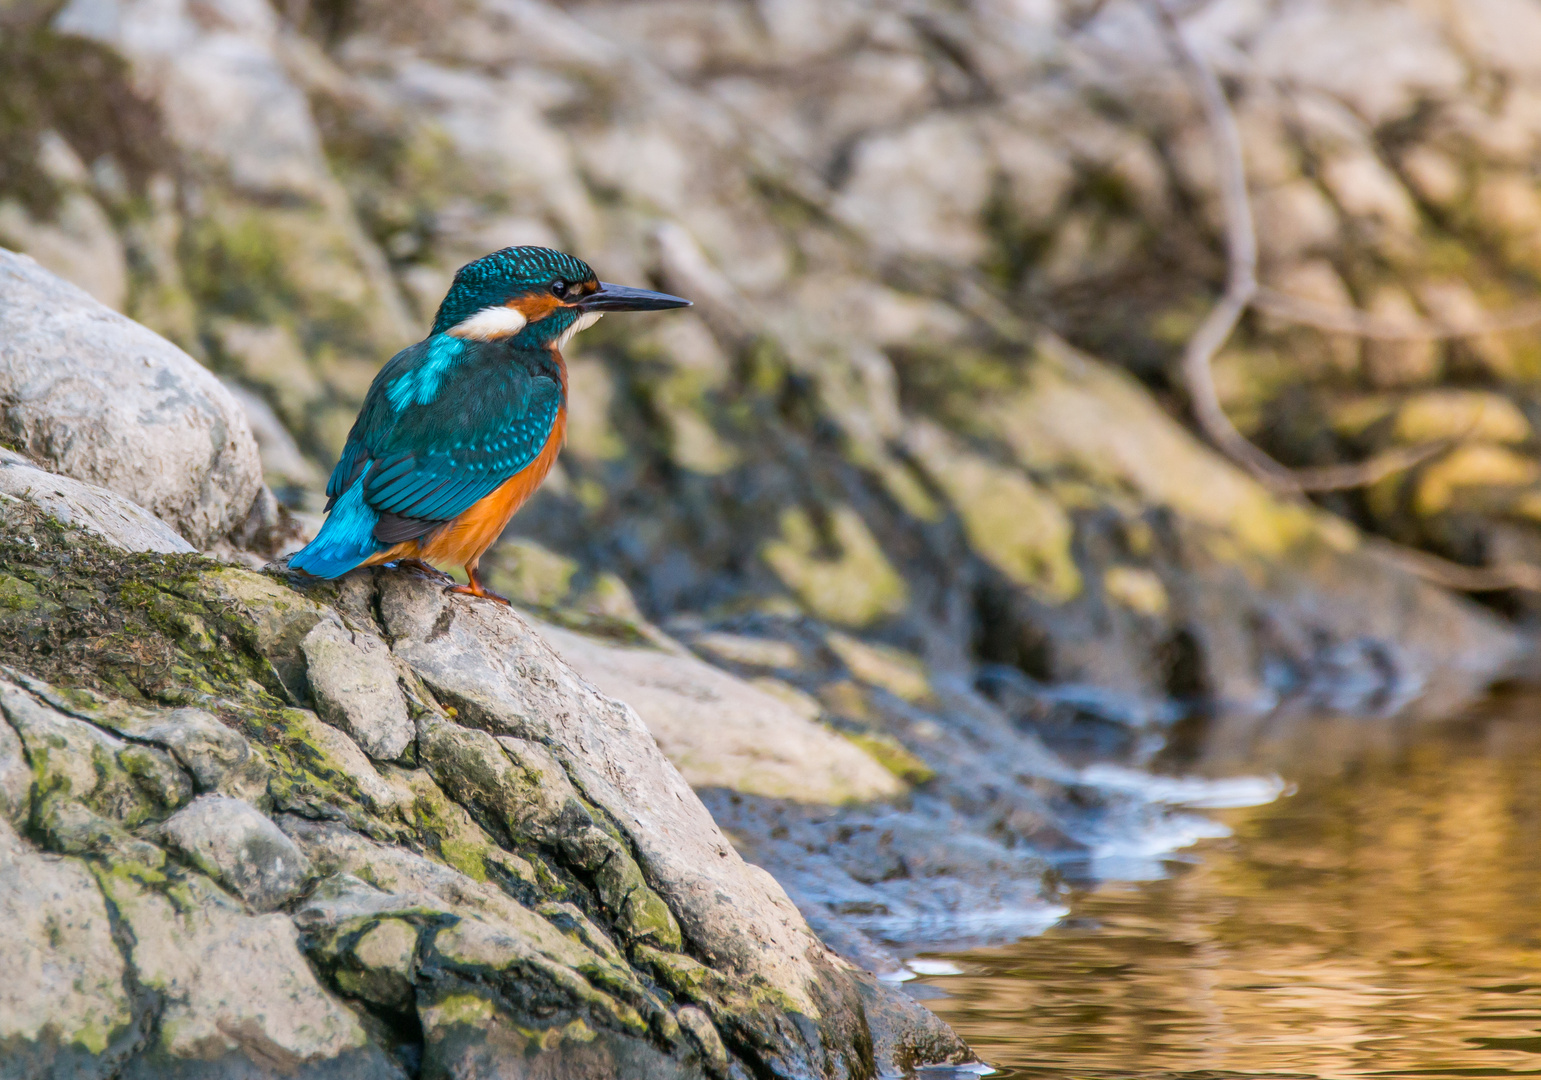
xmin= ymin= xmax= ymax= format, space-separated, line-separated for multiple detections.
xmin=446 ymin=563 xmax=511 ymax=605
xmin=393 ymin=557 xmax=455 ymax=583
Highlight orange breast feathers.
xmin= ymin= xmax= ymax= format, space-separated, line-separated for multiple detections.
xmin=409 ymin=403 xmax=567 ymax=570
xmin=366 ymin=353 xmax=569 ymax=573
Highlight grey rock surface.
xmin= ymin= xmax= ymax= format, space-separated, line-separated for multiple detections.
xmin=0 ymin=817 xmax=136 ymax=1080
xmin=0 ymin=249 xmax=264 ymax=548
xmin=103 ymin=868 xmax=399 ymax=1080
xmin=536 ymin=618 xmax=903 ymax=803
xmin=301 ymin=620 xmax=413 ymax=761
xmin=3 ymin=0 xmax=1535 ymax=731
xmin=0 ymin=676 xmax=191 ymax=840
xmin=0 ymin=712 xmax=28 ymax=827
xmin=221 ymin=378 xmax=324 ymax=492
xmin=374 ymin=573 xmax=966 ymax=1075
xmin=160 ymin=794 xmax=312 ymax=911
xmin=16 ymin=674 xmax=272 ymax=805
xmin=0 ymin=522 xmax=972 ymax=1078
xmin=199 ymin=568 xmax=336 ymax=701
xmin=379 ymin=578 xmax=827 ymax=984
xmin=0 ymin=448 xmax=194 ymax=555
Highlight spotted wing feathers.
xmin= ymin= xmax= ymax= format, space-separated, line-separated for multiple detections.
xmin=323 ymin=336 xmax=562 ymax=545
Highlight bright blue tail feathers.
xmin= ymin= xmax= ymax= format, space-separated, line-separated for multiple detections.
xmin=289 ymin=478 xmax=382 ymax=579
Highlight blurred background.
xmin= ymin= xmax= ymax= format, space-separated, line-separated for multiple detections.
xmin=8 ymin=0 xmax=1541 ymax=1075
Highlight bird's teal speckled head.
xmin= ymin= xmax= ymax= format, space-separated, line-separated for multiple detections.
xmin=430 ymin=246 xmax=690 ymax=350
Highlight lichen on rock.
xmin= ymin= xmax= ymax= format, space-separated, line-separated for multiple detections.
xmin=0 ymin=249 xmax=265 ymax=549
xmin=0 ymin=478 xmax=970 ymax=1077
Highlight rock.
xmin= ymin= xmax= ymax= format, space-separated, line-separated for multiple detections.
xmin=379 ymin=764 xmax=539 ymax=887
xmin=213 ymin=320 xmax=325 ymax=429
xmin=0 ymin=817 xmax=137 ymax=1079
xmin=675 ymin=1005 xmax=730 ymax=1075
xmin=690 ymin=631 xmax=803 ymax=670
xmin=1363 ymin=286 xmax=1441 ymax=388
xmin=1264 ymin=260 xmax=1359 ymax=374
xmin=288 ymin=863 xmax=452 ymax=929
xmin=536 ymin=619 xmax=903 ymax=803
xmin=57 ymin=0 xmax=331 ymax=204
xmin=0 ymin=713 xmax=28 ymax=827
xmin=0 ymin=676 xmax=191 ymax=834
xmin=985 ymin=337 xmax=1524 ymax=713
xmin=279 ymin=707 xmax=412 ymax=819
xmin=1319 ymin=150 xmax=1420 ymax=236
xmin=283 ymin=819 xmax=631 ymax=985
xmin=101 ymin=869 xmax=401 ymax=1080
xmin=302 ymin=621 xmax=413 ymax=761
xmin=338 ymin=918 xmax=418 ymax=1009
xmin=414 ymin=714 xmax=682 ymax=947
xmin=12 ymin=0 xmax=1532 ymax=734
xmin=376 ymin=573 xmax=969 ymax=1075
xmin=824 ymin=632 xmax=934 ymax=704
xmin=563 ymin=359 xmax=629 ymax=465
xmin=0 ymin=189 xmax=127 ymax=312
xmin=1400 ymin=145 xmax=1465 ymax=206
xmin=1251 ymin=2 xmax=1464 ymax=124
xmin=901 ymin=418 xmax=1080 ymax=603
xmin=0 ymin=483 xmax=972 ymax=1076
xmin=221 ymin=378 xmax=324 ymax=493
xmin=1253 ymin=181 xmax=1343 ymax=264
xmin=159 ymin=794 xmax=312 ymax=911
xmin=198 ymin=567 xmax=335 ymax=701
xmin=17 ymin=675 xmax=271 ymax=804
xmin=283 ymin=820 xmax=678 ymax=1064
xmin=761 ymin=505 xmax=909 ymax=628
xmin=833 ymin=116 xmax=992 ymax=265
xmin=0 ymin=248 xmax=265 ymax=548
xmin=20 ymin=0 xmax=1541 ymax=1070
xmin=415 ymin=719 xmax=571 ymax=846
xmin=1414 ymin=444 xmax=1540 ymax=517
xmin=0 ymin=449 xmax=194 ymax=555
xmin=1394 ymin=391 xmax=1531 ymax=446
xmin=1417 ymin=281 xmax=1519 ymax=379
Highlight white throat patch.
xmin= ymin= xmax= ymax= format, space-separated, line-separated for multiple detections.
xmin=448 ymin=305 xmax=529 ymax=340
xmin=554 ymin=310 xmax=603 ymax=352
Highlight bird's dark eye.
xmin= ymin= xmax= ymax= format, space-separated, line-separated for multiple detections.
xmin=550 ymin=280 xmax=568 ymax=298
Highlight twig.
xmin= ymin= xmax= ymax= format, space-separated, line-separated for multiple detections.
xmin=1285 ymin=439 xmax=1456 ymax=493
xmin=1146 ymin=0 xmax=1291 ymax=487
xmin=1368 ymin=542 xmax=1541 ymax=593
xmin=1148 ymin=0 xmax=1541 ymax=594
xmin=1147 ymin=0 xmax=1462 ymax=497
xmin=1254 ymin=287 xmax=1541 ymax=341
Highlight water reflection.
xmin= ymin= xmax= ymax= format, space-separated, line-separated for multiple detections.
xmin=920 ymin=695 xmax=1541 ymax=1079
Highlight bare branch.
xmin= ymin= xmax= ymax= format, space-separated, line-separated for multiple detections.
xmin=1368 ymin=541 xmax=1541 ymax=593
xmin=1144 ymin=0 xmax=1541 ymax=592
xmin=1146 ymin=1 xmax=1469 ymax=497
xmin=1287 ymin=439 xmax=1455 ymax=493
xmin=1146 ymin=1 xmax=1300 ymax=489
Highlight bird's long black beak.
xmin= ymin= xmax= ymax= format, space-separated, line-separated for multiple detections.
xmin=578 ymin=282 xmax=691 ymax=312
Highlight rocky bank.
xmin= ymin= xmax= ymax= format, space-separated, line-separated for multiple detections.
xmin=6 ymin=0 xmax=1541 ymax=1074
xmin=6 ymin=0 xmax=1537 ymax=709
xmin=0 ymin=220 xmax=1522 ymax=1080
xmin=0 ymin=254 xmax=968 ymax=1077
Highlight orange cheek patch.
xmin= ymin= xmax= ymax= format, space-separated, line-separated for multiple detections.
xmin=511 ymin=293 xmax=566 ymax=321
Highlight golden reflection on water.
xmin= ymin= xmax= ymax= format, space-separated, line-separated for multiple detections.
xmin=921 ymin=697 xmax=1541 ymax=1079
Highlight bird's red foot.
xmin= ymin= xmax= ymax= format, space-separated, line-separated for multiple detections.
xmin=446 ymin=567 xmax=510 ymax=605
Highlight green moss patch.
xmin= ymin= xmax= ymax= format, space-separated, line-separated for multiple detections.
xmin=0 ymin=511 xmax=273 ymax=710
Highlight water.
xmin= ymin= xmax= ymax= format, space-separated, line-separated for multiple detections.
xmin=916 ymin=695 xmax=1541 ymax=1079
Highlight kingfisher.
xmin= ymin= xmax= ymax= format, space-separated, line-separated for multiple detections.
xmin=289 ymin=246 xmax=690 ymax=602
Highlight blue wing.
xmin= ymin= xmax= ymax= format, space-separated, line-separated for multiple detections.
xmin=323 ymin=335 xmax=563 ymax=545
